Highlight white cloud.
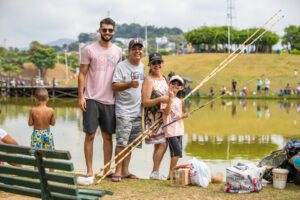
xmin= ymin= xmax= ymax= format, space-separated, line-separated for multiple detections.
xmin=0 ymin=0 xmax=299 ymax=48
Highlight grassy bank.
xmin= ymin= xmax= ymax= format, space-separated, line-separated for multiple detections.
xmin=1 ymin=179 xmax=299 ymax=200
xmin=141 ymin=53 xmax=300 ymax=95
xmin=18 ymin=53 xmax=300 ymax=97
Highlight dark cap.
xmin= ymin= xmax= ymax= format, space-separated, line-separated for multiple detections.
xmin=128 ymin=38 xmax=144 ymax=49
xmin=148 ymin=53 xmax=163 ymax=64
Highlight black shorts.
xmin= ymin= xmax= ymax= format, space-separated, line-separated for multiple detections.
xmin=83 ymin=99 xmax=116 ymax=134
xmin=167 ymin=136 xmax=182 ymax=158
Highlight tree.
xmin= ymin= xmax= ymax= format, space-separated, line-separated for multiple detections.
xmin=0 ymin=48 xmax=29 ymax=74
xmin=282 ymin=25 xmax=300 ymax=50
xmin=29 ymin=41 xmax=57 ymax=78
xmin=59 ymin=52 xmax=80 ymax=72
xmin=185 ymin=26 xmax=279 ymax=53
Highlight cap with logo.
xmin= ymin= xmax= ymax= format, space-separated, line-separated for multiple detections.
xmin=148 ymin=53 xmax=163 ymax=64
xmin=128 ymin=38 xmax=144 ymax=49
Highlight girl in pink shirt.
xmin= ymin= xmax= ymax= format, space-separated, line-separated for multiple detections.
xmin=161 ymin=75 xmax=188 ymax=179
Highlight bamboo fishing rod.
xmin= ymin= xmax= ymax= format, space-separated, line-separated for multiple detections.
xmin=184 ymin=14 xmax=284 ymax=101
xmin=97 ymin=74 xmax=264 ymax=183
xmin=95 ymin=13 xmax=284 ymax=182
xmin=97 ymin=122 xmax=161 ymax=183
xmin=161 ymin=74 xmax=265 ymax=129
xmin=95 ymin=118 xmax=162 ymax=178
xmin=190 ymin=9 xmax=281 ymax=97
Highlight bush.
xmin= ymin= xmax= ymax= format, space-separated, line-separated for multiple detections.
xmin=159 ymin=50 xmax=169 ymax=55
xmin=290 ymin=49 xmax=300 ymax=55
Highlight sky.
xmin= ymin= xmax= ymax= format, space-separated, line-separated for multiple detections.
xmin=0 ymin=0 xmax=299 ymax=48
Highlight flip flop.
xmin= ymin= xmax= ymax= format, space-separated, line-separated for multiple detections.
xmin=111 ymin=175 xmax=122 ymax=182
xmin=123 ymin=173 xmax=139 ymax=179
xmin=106 ymin=173 xmax=114 ymax=178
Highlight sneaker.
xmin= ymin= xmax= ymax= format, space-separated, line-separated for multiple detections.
xmin=149 ymin=171 xmax=166 ymax=180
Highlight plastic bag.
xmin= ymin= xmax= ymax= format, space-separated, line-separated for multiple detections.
xmin=187 ymin=158 xmax=211 ymax=187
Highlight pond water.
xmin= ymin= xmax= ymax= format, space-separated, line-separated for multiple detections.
xmin=0 ymin=97 xmax=299 ymax=178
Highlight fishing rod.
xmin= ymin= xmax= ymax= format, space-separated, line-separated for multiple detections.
xmin=97 ymin=75 xmax=263 ymax=183
xmin=96 ymin=122 xmax=161 ymax=183
xmin=95 ymin=12 xmax=284 ymax=183
xmin=95 ymin=119 xmax=162 ymax=178
xmin=184 ymin=11 xmax=283 ymax=101
xmin=162 ymin=74 xmax=265 ymax=129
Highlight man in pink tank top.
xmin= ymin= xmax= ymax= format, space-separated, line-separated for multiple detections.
xmin=78 ymin=18 xmax=122 ymax=177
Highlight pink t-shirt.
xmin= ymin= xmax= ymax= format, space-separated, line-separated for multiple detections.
xmin=81 ymin=42 xmax=122 ymax=104
xmin=161 ymin=97 xmax=184 ymax=138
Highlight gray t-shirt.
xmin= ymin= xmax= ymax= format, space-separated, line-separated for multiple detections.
xmin=112 ymin=59 xmax=144 ymax=117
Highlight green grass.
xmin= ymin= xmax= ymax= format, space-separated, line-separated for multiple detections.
xmin=1 ymin=179 xmax=299 ymax=200
xmin=141 ymin=53 xmax=300 ymax=95
xmin=82 ymin=179 xmax=300 ymax=200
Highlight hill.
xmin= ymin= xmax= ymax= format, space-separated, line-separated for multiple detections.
xmin=18 ymin=53 xmax=300 ymax=93
xmin=142 ymin=53 xmax=300 ymax=95
xmin=47 ymin=38 xmax=76 ymax=47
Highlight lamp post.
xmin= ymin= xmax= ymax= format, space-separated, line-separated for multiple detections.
xmin=78 ymin=43 xmax=84 ymax=63
xmin=64 ymin=50 xmax=68 ymax=83
xmin=145 ymin=22 xmax=148 ymax=56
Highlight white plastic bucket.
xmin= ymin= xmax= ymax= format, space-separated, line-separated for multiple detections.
xmin=272 ymin=168 xmax=289 ymax=189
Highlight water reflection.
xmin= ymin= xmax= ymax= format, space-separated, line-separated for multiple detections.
xmin=185 ymin=135 xmax=279 ymax=160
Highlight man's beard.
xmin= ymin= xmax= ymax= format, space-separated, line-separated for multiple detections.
xmin=101 ymin=34 xmax=113 ymax=42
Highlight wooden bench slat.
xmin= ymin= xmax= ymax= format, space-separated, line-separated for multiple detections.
xmin=0 ymin=153 xmax=74 ymax=171
xmin=0 ymin=175 xmax=78 ymax=196
xmin=0 ymin=182 xmax=43 ymax=199
xmin=0 ymin=165 xmax=76 ymax=185
xmin=0 ymin=183 xmax=99 ymax=200
xmin=0 ymin=144 xmax=71 ymax=160
xmin=79 ymin=188 xmax=113 ymax=196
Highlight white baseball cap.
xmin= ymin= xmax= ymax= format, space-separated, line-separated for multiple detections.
xmin=169 ymin=75 xmax=184 ymax=85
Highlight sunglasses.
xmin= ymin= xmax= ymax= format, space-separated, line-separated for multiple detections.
xmin=101 ymin=28 xmax=114 ymax=33
xmin=171 ymin=81 xmax=183 ymax=87
xmin=151 ymin=61 xmax=162 ymax=65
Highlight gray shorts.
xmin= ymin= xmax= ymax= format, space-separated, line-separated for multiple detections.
xmin=116 ymin=116 xmax=142 ymax=148
xmin=83 ymin=99 xmax=116 ymax=134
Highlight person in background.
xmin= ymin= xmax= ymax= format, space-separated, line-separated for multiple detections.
xmin=209 ymin=87 xmax=215 ymax=97
xmin=231 ymin=79 xmax=237 ymax=93
xmin=78 ymin=17 xmax=122 ymax=177
xmin=296 ymin=82 xmax=300 ymax=95
xmin=160 ymin=75 xmax=188 ymax=179
xmin=264 ymin=78 xmax=271 ymax=94
xmin=28 ymin=88 xmax=56 ymax=151
xmin=257 ymin=78 xmax=263 ymax=94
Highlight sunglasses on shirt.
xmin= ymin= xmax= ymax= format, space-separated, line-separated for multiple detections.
xmin=101 ymin=28 xmax=114 ymax=33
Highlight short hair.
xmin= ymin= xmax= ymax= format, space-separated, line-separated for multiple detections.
xmin=100 ymin=18 xmax=116 ymax=28
xmin=34 ymin=88 xmax=49 ymax=101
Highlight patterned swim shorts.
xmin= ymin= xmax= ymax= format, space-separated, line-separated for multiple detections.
xmin=31 ymin=129 xmax=55 ymax=150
